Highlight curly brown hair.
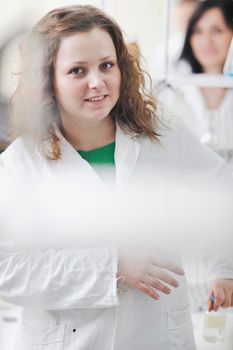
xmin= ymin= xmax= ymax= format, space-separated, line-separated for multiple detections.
xmin=11 ymin=5 xmax=160 ymax=160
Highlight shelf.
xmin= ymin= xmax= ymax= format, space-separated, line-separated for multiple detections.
xmin=153 ymin=74 xmax=233 ymax=88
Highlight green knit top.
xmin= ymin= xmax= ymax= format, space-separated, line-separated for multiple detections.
xmin=77 ymin=142 xmax=115 ymax=184
xmin=78 ymin=142 xmax=115 ymax=166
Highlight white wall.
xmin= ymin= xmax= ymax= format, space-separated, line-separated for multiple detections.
xmin=104 ymin=0 xmax=166 ymax=72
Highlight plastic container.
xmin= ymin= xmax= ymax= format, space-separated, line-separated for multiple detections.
xmin=203 ymin=310 xmax=227 ymax=343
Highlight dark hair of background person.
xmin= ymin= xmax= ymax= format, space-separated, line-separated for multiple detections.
xmin=11 ymin=5 xmax=160 ymax=160
xmin=179 ymin=0 xmax=233 ymax=73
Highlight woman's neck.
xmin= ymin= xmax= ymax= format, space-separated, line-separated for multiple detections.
xmin=201 ymin=87 xmax=227 ymax=110
xmin=202 ymin=65 xmax=223 ymax=75
xmin=61 ymin=116 xmax=116 ymax=151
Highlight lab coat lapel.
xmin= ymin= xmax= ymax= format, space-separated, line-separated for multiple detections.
xmin=58 ymin=132 xmax=105 ymax=188
xmin=115 ymin=126 xmax=140 ymax=188
xmin=53 ymin=126 xmax=140 ymax=189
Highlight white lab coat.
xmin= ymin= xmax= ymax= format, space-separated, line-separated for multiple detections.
xmin=0 ymin=115 xmax=233 ymax=350
xmin=170 ymin=86 xmax=233 ymax=167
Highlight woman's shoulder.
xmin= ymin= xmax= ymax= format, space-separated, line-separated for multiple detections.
xmin=0 ymin=136 xmax=39 ymax=169
xmin=131 ymin=108 xmax=191 ymax=162
xmin=1 ymin=137 xmax=28 ymax=158
xmin=152 ymin=105 xmax=190 ymax=143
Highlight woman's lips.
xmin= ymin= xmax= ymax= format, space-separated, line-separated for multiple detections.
xmin=84 ymin=95 xmax=107 ymax=102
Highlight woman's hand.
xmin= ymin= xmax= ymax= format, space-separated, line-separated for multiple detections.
xmin=117 ymin=251 xmax=185 ymax=300
xmin=208 ymin=279 xmax=233 ymax=311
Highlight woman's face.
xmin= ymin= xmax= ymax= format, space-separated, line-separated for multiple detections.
xmin=190 ymin=8 xmax=233 ymax=73
xmin=53 ymin=28 xmax=121 ymax=125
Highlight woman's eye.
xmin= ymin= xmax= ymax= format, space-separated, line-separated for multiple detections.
xmin=69 ymin=67 xmax=85 ymax=75
xmin=193 ymin=28 xmax=202 ymax=35
xmin=212 ymin=27 xmax=222 ymax=34
xmin=100 ymin=62 xmax=114 ymax=70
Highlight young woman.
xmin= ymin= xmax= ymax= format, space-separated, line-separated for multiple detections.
xmin=0 ymin=5 xmax=233 ymax=350
xmin=178 ymin=0 xmax=233 ymax=164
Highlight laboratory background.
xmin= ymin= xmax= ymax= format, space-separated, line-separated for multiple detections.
xmin=0 ymin=0 xmax=233 ymax=349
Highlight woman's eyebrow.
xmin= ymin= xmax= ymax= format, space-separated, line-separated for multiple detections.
xmin=99 ymin=55 xmax=116 ymax=62
xmin=70 ymin=61 xmax=88 ymax=65
xmin=70 ymin=55 xmax=116 ymax=65
xmin=66 ymin=54 xmax=117 ymax=69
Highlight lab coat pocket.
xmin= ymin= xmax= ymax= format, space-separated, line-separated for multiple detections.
xmin=167 ymin=305 xmax=196 ymax=350
xmin=19 ymin=324 xmax=66 ymax=350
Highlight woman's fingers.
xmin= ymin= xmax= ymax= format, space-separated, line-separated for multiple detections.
xmin=149 ymin=266 xmax=180 ymax=288
xmin=214 ymin=292 xmax=225 ymax=311
xmin=117 ymin=251 xmax=185 ymax=300
xmin=127 ymin=273 xmax=177 ymax=300
xmin=207 ymin=279 xmax=233 ymax=311
xmin=222 ymin=291 xmax=231 ymax=308
xmin=207 ymin=291 xmax=214 ymax=312
xmin=208 ymin=286 xmax=225 ymax=311
xmin=144 ymin=275 xmax=171 ymax=295
xmin=133 ymin=280 xmax=160 ymax=300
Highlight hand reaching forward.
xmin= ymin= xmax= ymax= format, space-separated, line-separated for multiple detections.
xmin=208 ymin=279 xmax=233 ymax=311
xmin=117 ymin=251 xmax=185 ymax=300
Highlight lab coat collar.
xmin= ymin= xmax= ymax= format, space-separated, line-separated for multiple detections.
xmin=55 ymin=129 xmax=106 ymax=188
xmin=56 ymin=124 xmax=141 ymax=189
xmin=115 ymin=125 xmax=141 ymax=189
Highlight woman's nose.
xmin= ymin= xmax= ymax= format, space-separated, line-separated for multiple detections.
xmin=203 ymin=33 xmax=213 ymax=45
xmin=88 ymin=72 xmax=105 ymax=90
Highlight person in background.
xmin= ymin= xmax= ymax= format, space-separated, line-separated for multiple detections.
xmin=153 ymin=0 xmax=199 ymax=77
xmin=175 ymin=0 xmax=233 ymax=165
xmin=0 ymin=5 xmax=233 ymax=350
